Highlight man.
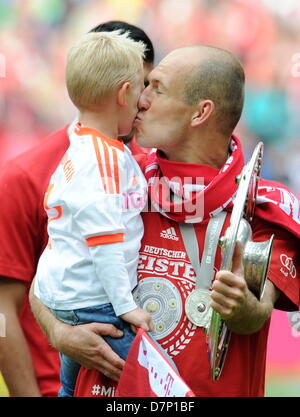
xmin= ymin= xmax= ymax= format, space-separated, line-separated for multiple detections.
xmin=0 ymin=21 xmax=154 ymax=397
xmin=30 ymin=45 xmax=300 ymax=396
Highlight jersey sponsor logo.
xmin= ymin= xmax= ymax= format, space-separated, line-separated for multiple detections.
xmin=160 ymin=227 xmax=179 ymax=241
xmin=280 ymin=253 xmax=296 ymax=278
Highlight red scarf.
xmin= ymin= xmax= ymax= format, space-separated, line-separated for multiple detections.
xmin=145 ymin=135 xmax=300 ymax=238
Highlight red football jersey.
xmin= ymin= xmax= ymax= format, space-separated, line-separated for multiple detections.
xmin=135 ymin=210 xmax=300 ymax=397
xmin=0 ymin=127 xmax=70 ymax=396
xmin=74 ymin=209 xmax=300 ymax=398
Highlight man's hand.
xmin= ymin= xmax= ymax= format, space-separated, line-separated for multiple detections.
xmin=211 ymin=242 xmax=248 ymax=319
xmin=210 ymin=242 xmax=278 ymax=334
xmin=29 ymin=285 xmax=125 ymax=382
xmin=53 ymin=321 xmax=125 ymax=381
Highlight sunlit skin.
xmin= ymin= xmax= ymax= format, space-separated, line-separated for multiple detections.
xmin=117 ymin=67 xmax=145 ymax=137
xmin=119 ymin=61 xmax=153 ymax=143
xmin=134 ymin=53 xmax=196 ymax=155
xmin=134 ymin=49 xmax=231 ymax=167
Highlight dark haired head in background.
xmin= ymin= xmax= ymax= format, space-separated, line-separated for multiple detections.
xmin=90 ymin=20 xmax=154 ymax=65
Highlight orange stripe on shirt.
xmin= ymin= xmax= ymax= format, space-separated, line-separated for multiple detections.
xmin=92 ymin=135 xmax=107 ymax=193
xmin=103 ymin=141 xmax=114 ymax=194
xmin=112 ymin=147 xmax=120 ymax=194
xmin=103 ymin=136 xmax=124 ymax=152
xmin=75 ymin=123 xmax=124 ymax=152
xmin=86 ymin=233 xmax=124 ymax=246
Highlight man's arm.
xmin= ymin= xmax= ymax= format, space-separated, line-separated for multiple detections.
xmin=29 ymin=282 xmax=125 ymax=381
xmin=211 ymin=243 xmax=280 ymax=334
xmin=0 ymin=277 xmax=41 ymax=396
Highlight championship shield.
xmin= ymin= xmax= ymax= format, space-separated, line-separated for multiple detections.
xmin=206 ymin=142 xmax=274 ymax=380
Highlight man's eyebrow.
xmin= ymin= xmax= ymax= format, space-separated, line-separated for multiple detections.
xmin=150 ymin=78 xmax=166 ymax=89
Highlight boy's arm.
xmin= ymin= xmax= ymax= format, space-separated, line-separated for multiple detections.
xmin=88 ymin=242 xmax=137 ymax=316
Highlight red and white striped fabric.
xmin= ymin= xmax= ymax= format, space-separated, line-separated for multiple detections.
xmin=116 ymin=329 xmax=195 ymax=397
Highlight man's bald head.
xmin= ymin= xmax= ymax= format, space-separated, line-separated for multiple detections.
xmin=167 ymin=46 xmax=245 ymax=137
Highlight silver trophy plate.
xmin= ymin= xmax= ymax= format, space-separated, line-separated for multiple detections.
xmin=185 ymin=289 xmax=212 ymax=328
xmin=207 ymin=141 xmax=265 ymax=380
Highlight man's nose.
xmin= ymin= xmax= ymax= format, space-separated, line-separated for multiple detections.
xmin=138 ymin=88 xmax=151 ymax=111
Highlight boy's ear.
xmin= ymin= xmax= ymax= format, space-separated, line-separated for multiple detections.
xmin=117 ymin=82 xmax=131 ymax=107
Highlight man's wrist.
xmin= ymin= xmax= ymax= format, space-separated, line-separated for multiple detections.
xmin=224 ymin=288 xmax=271 ymax=334
xmin=50 ymin=318 xmax=67 ymax=351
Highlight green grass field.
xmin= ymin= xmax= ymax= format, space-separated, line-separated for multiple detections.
xmin=0 ymin=371 xmax=299 ymax=397
xmin=265 ymin=375 xmax=300 ymax=397
xmin=265 ymin=369 xmax=300 ymax=397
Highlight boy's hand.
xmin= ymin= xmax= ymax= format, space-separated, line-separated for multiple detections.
xmin=120 ymin=308 xmax=154 ymax=332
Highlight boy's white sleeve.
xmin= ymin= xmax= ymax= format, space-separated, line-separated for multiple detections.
xmin=89 ymin=243 xmax=137 ymax=316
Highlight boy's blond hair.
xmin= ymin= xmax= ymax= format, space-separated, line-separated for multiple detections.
xmin=66 ymin=30 xmax=146 ymax=110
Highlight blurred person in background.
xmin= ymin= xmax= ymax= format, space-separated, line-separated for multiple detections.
xmin=0 ymin=20 xmax=154 ymax=397
xmin=31 ymin=44 xmax=300 ymax=397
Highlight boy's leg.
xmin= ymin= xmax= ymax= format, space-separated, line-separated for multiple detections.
xmin=59 ymin=353 xmax=81 ymax=397
xmin=51 ymin=309 xmax=81 ymax=397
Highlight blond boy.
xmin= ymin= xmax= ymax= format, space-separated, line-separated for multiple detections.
xmin=34 ymin=31 xmax=153 ymax=396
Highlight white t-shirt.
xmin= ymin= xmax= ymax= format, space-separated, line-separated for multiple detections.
xmin=34 ymin=123 xmax=147 ymax=315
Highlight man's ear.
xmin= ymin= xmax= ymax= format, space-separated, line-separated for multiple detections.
xmin=117 ymin=82 xmax=131 ymax=107
xmin=191 ymin=100 xmax=214 ymax=127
